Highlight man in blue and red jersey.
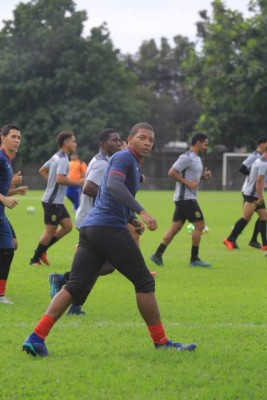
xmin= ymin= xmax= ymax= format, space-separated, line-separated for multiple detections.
xmin=0 ymin=124 xmax=21 ymax=304
xmin=23 ymin=122 xmax=196 ymax=357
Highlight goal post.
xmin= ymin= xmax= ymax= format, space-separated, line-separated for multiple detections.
xmin=222 ymin=152 xmax=249 ymax=190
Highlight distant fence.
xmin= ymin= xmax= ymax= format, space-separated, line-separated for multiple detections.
xmin=14 ymin=150 xmax=247 ymax=191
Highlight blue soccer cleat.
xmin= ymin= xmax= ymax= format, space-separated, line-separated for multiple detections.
xmin=155 ymin=340 xmax=196 ymax=351
xmin=22 ymin=333 xmax=48 ymax=357
xmin=48 ymin=273 xmax=65 ymax=298
xmin=67 ymin=305 xmax=85 ymax=315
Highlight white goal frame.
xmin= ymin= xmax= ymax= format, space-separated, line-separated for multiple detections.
xmin=222 ymin=152 xmax=249 ymax=190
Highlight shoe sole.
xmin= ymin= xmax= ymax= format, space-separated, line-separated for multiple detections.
xmin=22 ymin=343 xmax=37 ymax=357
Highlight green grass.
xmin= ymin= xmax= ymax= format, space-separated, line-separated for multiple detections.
xmin=1 ymin=190 xmax=266 ymax=400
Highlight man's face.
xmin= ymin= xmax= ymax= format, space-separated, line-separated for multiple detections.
xmin=197 ymin=139 xmax=209 ymax=155
xmin=1 ymin=129 xmax=21 ymax=155
xmin=127 ymin=129 xmax=154 ymax=158
xmin=104 ymin=132 xmax=121 ymax=156
xmin=64 ymin=135 xmax=77 ymax=154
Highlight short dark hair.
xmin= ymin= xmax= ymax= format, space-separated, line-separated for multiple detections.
xmin=1 ymin=124 xmax=20 ymax=137
xmin=257 ymin=136 xmax=267 ymax=145
xmin=98 ymin=128 xmax=118 ymax=144
xmin=56 ymin=131 xmax=74 ymax=148
xmin=191 ymin=133 xmax=208 ymax=146
xmin=130 ymin=123 xmax=154 ymax=137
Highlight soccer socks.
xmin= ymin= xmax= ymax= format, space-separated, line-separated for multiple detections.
xmin=31 ymin=244 xmax=48 ymax=262
xmin=190 ymin=245 xmax=199 ymax=261
xmin=0 ymin=280 xmax=7 ymax=296
xmin=47 ymin=236 xmax=59 ymax=248
xmin=228 ymin=218 xmax=248 ymax=241
xmin=155 ymin=244 xmax=166 ymax=257
xmin=259 ymin=220 xmax=267 ymax=245
xmin=148 ymin=323 xmax=168 ymax=345
xmin=250 ymin=218 xmax=260 ymax=243
xmin=34 ymin=314 xmax=56 ymax=340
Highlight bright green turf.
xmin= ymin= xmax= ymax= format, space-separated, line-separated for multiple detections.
xmin=0 ymin=190 xmax=266 ymax=400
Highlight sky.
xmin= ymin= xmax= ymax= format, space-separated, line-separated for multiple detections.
xmin=0 ymin=0 xmax=250 ymax=54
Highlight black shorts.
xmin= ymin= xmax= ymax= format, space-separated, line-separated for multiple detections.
xmin=64 ymin=226 xmax=155 ymax=305
xmin=42 ymin=202 xmax=70 ymax=226
xmin=243 ymin=195 xmax=266 ymax=210
xmin=173 ymin=199 xmax=204 ymax=223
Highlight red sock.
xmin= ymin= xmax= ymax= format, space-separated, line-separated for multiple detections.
xmin=148 ymin=323 xmax=168 ymax=345
xmin=34 ymin=314 xmax=56 ymax=340
xmin=0 ymin=280 xmax=7 ymax=296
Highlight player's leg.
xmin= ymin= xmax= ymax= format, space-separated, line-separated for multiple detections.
xmin=189 ymin=201 xmax=211 ymax=267
xmin=0 ymin=217 xmax=15 ymax=304
xmin=23 ymin=230 xmax=105 ymax=356
xmin=150 ymin=201 xmax=184 ymax=266
xmin=256 ymin=204 xmax=267 ymax=248
xmin=224 ymin=198 xmax=255 ymax=250
xmin=106 ymin=228 xmax=196 ymax=351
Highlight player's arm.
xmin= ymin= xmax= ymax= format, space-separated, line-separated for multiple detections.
xmin=56 ymin=174 xmax=84 ymax=187
xmin=82 ymin=180 xmax=99 ymax=199
xmin=7 ymin=186 xmax=28 ymax=196
xmin=107 ymin=173 xmax=157 ymax=230
xmin=39 ymin=165 xmax=49 ymax=180
xmin=168 ymin=167 xmax=198 ymax=189
xmin=11 ymin=171 xmax=23 ymax=186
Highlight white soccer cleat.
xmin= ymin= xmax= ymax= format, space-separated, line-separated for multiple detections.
xmin=0 ymin=296 xmax=14 ymax=304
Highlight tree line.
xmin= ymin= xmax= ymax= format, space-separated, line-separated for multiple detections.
xmin=0 ymin=0 xmax=266 ymax=165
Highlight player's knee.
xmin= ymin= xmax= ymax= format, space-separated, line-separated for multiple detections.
xmin=134 ymin=274 xmax=155 ymax=293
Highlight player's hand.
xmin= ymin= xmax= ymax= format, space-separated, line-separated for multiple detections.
xmin=78 ymin=178 xmax=85 ymax=186
xmin=3 ymin=197 xmax=18 ymax=209
xmin=203 ymin=167 xmax=212 ymax=180
xmin=16 ymin=186 xmax=28 ymax=195
xmin=254 ymin=198 xmax=263 ymax=206
xmin=11 ymin=171 xmax=23 ymax=186
xmin=139 ymin=210 xmax=158 ymax=231
xmin=187 ymin=180 xmax=199 ymax=189
xmin=132 ymin=219 xmax=145 ymax=235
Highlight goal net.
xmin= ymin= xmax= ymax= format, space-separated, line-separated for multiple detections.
xmin=222 ymin=152 xmax=249 ymax=190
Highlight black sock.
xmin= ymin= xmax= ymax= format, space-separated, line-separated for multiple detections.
xmin=250 ymin=218 xmax=260 ymax=243
xmin=47 ymin=236 xmax=59 ymax=248
xmin=191 ymin=246 xmax=199 ymax=261
xmin=31 ymin=243 xmax=48 ymax=262
xmin=155 ymin=243 xmax=166 ymax=257
xmin=228 ymin=218 xmax=248 ymax=241
xmin=0 ymin=248 xmax=14 ymax=280
xmin=259 ymin=220 xmax=267 ymax=245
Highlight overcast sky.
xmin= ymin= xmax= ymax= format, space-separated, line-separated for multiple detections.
xmin=0 ymin=0 xmax=250 ymax=54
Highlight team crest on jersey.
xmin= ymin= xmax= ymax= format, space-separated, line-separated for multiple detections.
xmin=51 ymin=214 xmax=57 ymax=222
xmin=195 ymin=211 xmax=201 ymax=218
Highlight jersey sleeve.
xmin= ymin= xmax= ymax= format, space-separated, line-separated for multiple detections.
xmin=57 ymin=157 xmax=69 ymax=175
xmin=87 ymin=160 xmax=107 ymax=186
xmin=172 ymin=153 xmax=190 ymax=172
xmin=109 ymin=151 xmax=132 ymax=179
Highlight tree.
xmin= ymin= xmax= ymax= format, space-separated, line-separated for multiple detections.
xmin=0 ymin=0 xmax=148 ymax=163
xmin=124 ymin=36 xmax=200 ymax=147
xmin=183 ymin=0 xmax=267 ymax=150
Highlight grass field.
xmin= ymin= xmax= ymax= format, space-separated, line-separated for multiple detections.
xmin=1 ymin=190 xmax=266 ymax=400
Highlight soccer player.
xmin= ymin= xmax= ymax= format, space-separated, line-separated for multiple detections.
xmin=65 ymin=152 xmax=87 ymax=211
xmin=0 ymin=124 xmax=22 ymax=304
xmin=223 ymin=151 xmax=267 ymax=250
xmin=150 ymin=133 xmax=212 ymax=268
xmin=237 ymin=136 xmax=267 ymax=249
xmin=49 ymin=128 xmax=122 ymax=315
xmin=23 ymin=122 xmax=196 ymax=356
xmin=29 ymin=131 xmax=84 ymax=266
